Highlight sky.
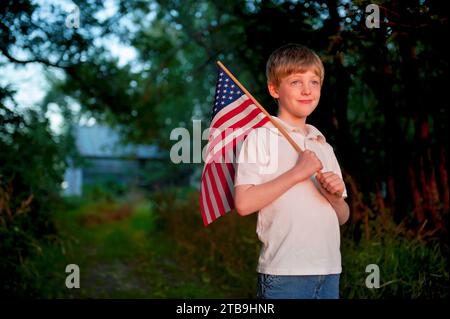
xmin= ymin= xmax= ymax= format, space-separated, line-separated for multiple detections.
xmin=1 ymin=0 xmax=138 ymax=134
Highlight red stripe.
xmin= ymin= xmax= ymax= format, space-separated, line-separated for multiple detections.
xmin=202 ymin=165 xmax=216 ymax=224
xmin=255 ymin=116 xmax=270 ymax=128
xmin=230 ymin=108 xmax=267 ymax=130
xmin=225 ymin=161 xmax=236 ymax=210
xmin=209 ymin=129 xmax=249 ymax=164
xmin=215 ymin=162 xmax=234 ymax=214
xmin=212 ymin=98 xmax=253 ymax=128
xmin=206 ymin=164 xmax=226 ymax=217
xmin=207 ymin=108 xmax=265 ymax=155
xmin=208 ymin=116 xmax=270 ymax=165
xmin=200 ymin=111 xmax=270 ymax=225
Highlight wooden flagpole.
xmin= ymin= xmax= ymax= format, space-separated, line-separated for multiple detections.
xmin=216 ymin=60 xmax=303 ymax=154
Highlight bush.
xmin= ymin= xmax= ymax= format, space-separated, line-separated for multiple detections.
xmin=151 ymin=187 xmax=449 ymax=298
xmin=340 ymin=217 xmax=449 ymax=298
xmin=0 ymin=103 xmax=71 ymax=296
xmin=151 ymin=187 xmax=260 ymax=298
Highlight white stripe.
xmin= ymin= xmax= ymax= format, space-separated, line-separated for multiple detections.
xmin=210 ymin=163 xmax=231 ymax=211
xmin=210 ymin=98 xmax=259 ymax=141
xmin=211 ymin=95 xmax=250 ymax=128
xmin=222 ymin=154 xmax=235 ymax=199
xmin=205 ymin=112 xmax=268 ymax=164
xmin=205 ymin=169 xmax=221 ymax=219
xmin=201 ymin=181 xmax=212 ymax=224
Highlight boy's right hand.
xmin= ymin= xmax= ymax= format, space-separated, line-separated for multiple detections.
xmin=291 ymin=150 xmax=323 ymax=183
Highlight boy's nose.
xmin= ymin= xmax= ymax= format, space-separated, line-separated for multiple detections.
xmin=301 ymin=86 xmax=311 ymax=95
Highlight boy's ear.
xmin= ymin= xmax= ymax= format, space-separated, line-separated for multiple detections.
xmin=267 ymin=82 xmax=280 ymax=99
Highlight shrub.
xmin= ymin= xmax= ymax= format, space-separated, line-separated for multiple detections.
xmin=152 ymin=187 xmax=449 ymax=298
xmin=0 ymin=104 xmax=71 ymax=296
xmin=341 ymin=216 xmax=449 ymax=298
xmin=151 ymin=187 xmax=259 ymax=298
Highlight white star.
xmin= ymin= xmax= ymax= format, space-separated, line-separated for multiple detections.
xmin=225 ymin=78 xmax=229 ymax=82
xmin=218 ymin=84 xmax=221 ymax=87
xmin=223 ymin=90 xmax=226 ymax=93
xmin=231 ymin=84 xmax=235 ymax=88
xmin=229 ymin=96 xmax=233 ymax=100
xmin=220 ymin=72 xmax=223 ymax=76
xmin=230 ymin=90 xmax=234 ymax=94
xmin=224 ymin=84 xmax=228 ymax=87
xmin=219 ymin=78 xmax=222 ymax=82
xmin=221 ymin=101 xmax=225 ymax=105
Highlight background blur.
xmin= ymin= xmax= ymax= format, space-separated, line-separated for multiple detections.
xmin=0 ymin=0 xmax=448 ymax=298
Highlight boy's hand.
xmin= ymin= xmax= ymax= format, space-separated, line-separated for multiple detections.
xmin=291 ymin=150 xmax=323 ymax=182
xmin=316 ymin=172 xmax=344 ymax=199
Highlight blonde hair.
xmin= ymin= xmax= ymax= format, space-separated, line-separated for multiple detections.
xmin=266 ymin=44 xmax=324 ymax=86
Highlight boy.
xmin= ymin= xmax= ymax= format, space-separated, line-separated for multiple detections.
xmin=234 ymin=44 xmax=350 ymax=299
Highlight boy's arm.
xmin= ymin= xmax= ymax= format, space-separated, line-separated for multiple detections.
xmin=316 ymin=172 xmax=350 ymax=225
xmin=329 ymin=198 xmax=350 ymax=225
xmin=235 ymin=150 xmax=323 ymax=216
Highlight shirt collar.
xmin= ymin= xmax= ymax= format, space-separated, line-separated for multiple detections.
xmin=268 ymin=116 xmax=326 ymax=143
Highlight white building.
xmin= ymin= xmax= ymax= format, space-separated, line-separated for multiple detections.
xmin=63 ymin=124 xmax=163 ymax=196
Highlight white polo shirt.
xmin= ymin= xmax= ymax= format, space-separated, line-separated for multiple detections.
xmin=235 ymin=116 xmax=347 ymax=276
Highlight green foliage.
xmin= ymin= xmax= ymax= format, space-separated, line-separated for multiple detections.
xmin=151 ymin=187 xmax=260 ymax=298
xmin=341 ymin=224 xmax=449 ymax=298
xmin=16 ymin=188 xmax=449 ymax=298
xmin=0 ymin=100 xmax=72 ymax=296
xmin=150 ymin=188 xmax=449 ymax=298
xmin=1 ymin=0 xmax=448 ymax=299
xmin=23 ymin=193 xmax=222 ymax=298
xmin=2 ymin=0 xmax=448 ymax=218
xmin=0 ymin=179 xmax=37 ymax=296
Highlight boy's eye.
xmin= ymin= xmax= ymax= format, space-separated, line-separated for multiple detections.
xmin=291 ymin=80 xmax=301 ymax=86
xmin=311 ymin=80 xmax=320 ymax=86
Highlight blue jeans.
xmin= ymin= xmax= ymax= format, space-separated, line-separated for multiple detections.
xmin=256 ymin=273 xmax=340 ymax=299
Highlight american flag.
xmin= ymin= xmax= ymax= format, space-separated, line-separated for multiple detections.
xmin=199 ymin=64 xmax=270 ymax=226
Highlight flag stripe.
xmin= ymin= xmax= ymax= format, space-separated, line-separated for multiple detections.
xmin=210 ymin=163 xmax=231 ymax=212
xmin=203 ymin=168 xmax=218 ymax=220
xmin=211 ymin=97 xmax=254 ymax=129
xmin=205 ymin=167 xmax=222 ymax=218
xmin=207 ymin=164 xmax=227 ymax=216
xmin=217 ymin=161 xmax=234 ymax=211
xmin=206 ymin=111 xmax=268 ymax=162
xmin=224 ymin=152 xmax=236 ymax=190
xmin=200 ymin=65 xmax=271 ymax=226
xmin=209 ymin=102 xmax=262 ymax=148
xmin=224 ymin=161 xmax=235 ymax=201
xmin=211 ymin=95 xmax=250 ymax=129
xmin=206 ymin=115 xmax=270 ymax=165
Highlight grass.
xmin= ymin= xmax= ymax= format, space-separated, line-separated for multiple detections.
xmin=340 ymin=228 xmax=449 ymax=298
xmin=21 ymin=188 xmax=449 ymax=299
xmin=23 ymin=192 xmax=227 ymax=298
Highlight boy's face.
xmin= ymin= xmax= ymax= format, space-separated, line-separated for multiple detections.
xmin=268 ymin=70 xmax=321 ymax=119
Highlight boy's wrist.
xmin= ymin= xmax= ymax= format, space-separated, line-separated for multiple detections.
xmin=289 ymin=167 xmax=308 ymax=184
xmin=325 ymin=193 xmax=345 ymax=204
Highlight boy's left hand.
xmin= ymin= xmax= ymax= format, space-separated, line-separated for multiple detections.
xmin=316 ymin=171 xmax=345 ymax=199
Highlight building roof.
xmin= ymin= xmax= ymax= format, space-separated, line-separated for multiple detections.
xmin=74 ymin=124 xmax=162 ymax=159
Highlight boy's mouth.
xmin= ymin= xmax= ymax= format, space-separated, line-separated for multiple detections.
xmin=298 ymin=99 xmax=313 ymax=104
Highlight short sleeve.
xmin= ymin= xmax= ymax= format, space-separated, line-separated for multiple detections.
xmin=234 ymin=129 xmax=269 ymax=187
